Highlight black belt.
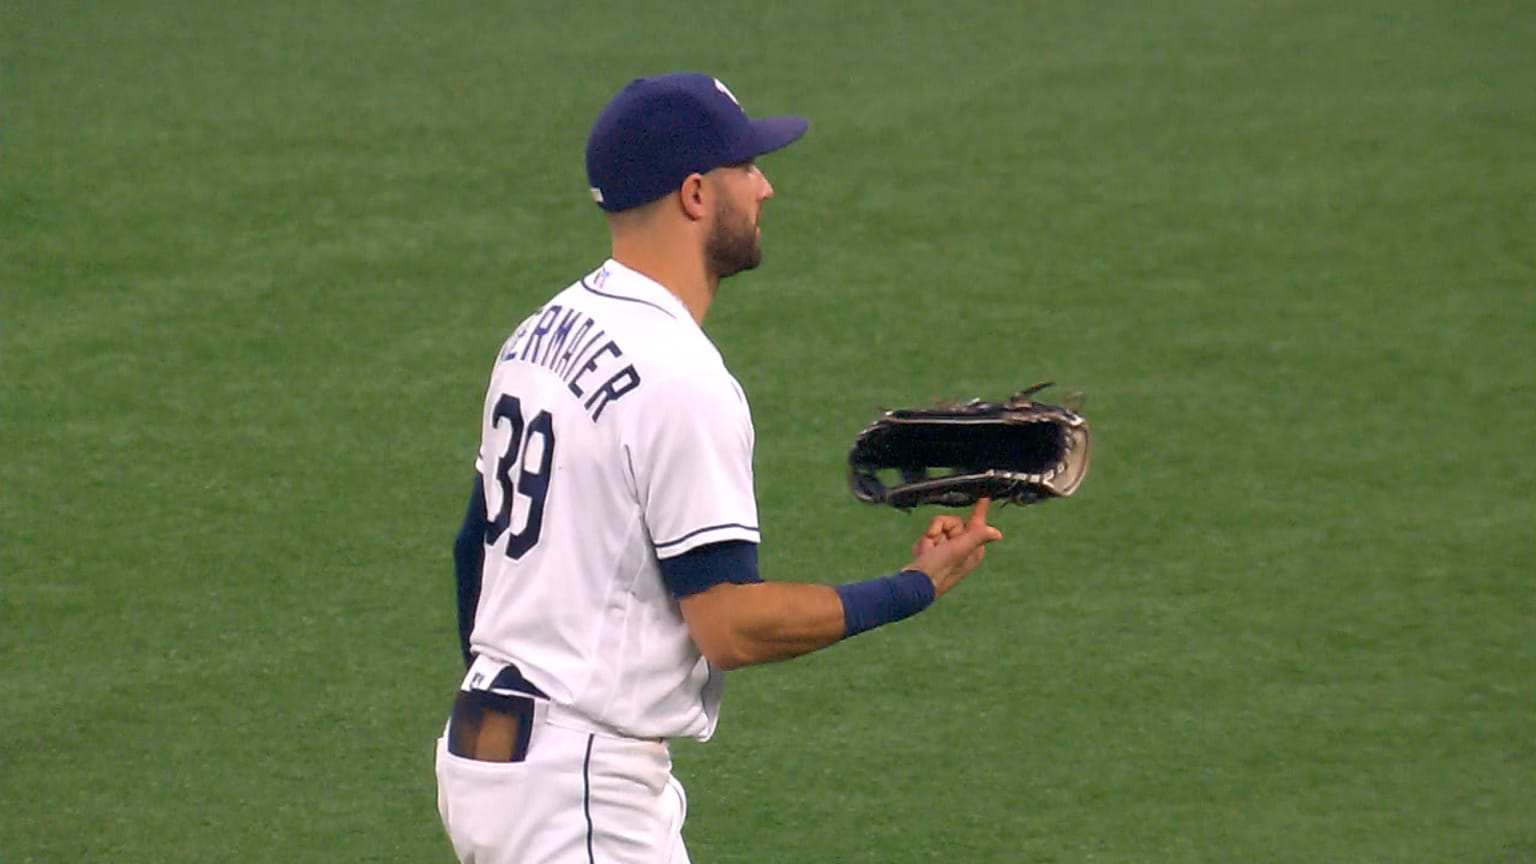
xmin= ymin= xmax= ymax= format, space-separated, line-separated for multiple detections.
xmin=480 ymin=660 xmax=548 ymax=699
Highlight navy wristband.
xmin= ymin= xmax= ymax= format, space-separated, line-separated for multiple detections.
xmin=834 ymin=570 xmax=937 ymax=639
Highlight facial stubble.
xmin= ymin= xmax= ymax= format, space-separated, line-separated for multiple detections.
xmin=704 ymin=195 xmax=762 ymax=281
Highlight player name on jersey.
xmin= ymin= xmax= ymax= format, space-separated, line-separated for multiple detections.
xmin=500 ymin=303 xmax=641 ymax=422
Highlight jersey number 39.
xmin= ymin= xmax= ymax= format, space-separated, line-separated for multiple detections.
xmin=486 ymin=394 xmax=555 ymax=559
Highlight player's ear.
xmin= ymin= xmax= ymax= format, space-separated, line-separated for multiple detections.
xmin=678 ymin=173 xmax=708 ymax=221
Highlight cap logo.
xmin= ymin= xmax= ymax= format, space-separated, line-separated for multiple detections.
xmin=714 ymin=78 xmax=741 ymax=108
xmin=589 ymin=186 xmax=605 ymax=204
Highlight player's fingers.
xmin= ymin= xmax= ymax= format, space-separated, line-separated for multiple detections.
xmin=928 ymin=519 xmax=964 ymax=548
xmin=913 ymin=507 xmax=999 ymax=564
xmin=921 ymin=517 xmax=943 ymax=541
xmin=968 ymin=497 xmax=992 ymax=529
xmin=914 ymin=515 xmax=951 ymax=556
xmin=943 ymin=524 xmax=995 ymax=561
xmin=966 ymin=497 xmax=1003 ymax=543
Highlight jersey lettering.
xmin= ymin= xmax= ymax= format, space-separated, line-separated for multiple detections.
xmin=502 ymin=304 xmax=643 ymax=422
xmin=568 ymin=340 xmax=620 ymax=397
xmin=552 ymin=318 xmax=597 ymax=377
xmin=541 ymin=306 xmax=584 ymax=368
xmin=518 ymin=305 xmax=562 ymax=363
xmin=584 ymin=363 xmax=641 ymax=421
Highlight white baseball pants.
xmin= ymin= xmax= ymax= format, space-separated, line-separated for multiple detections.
xmin=435 ymin=714 xmax=691 ymax=864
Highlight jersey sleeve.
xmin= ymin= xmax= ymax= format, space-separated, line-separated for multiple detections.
xmin=453 ymin=473 xmax=489 ymax=666
xmin=657 ymin=539 xmax=762 ymax=597
xmin=627 ymin=371 xmax=760 ymax=559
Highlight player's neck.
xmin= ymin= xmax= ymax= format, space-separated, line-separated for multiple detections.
xmin=610 ymin=243 xmax=715 ymax=326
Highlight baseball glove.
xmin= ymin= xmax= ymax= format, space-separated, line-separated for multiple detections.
xmin=847 ymin=383 xmax=1091 ymax=509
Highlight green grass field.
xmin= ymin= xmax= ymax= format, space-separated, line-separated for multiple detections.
xmin=5 ymin=1 xmax=1533 ymax=861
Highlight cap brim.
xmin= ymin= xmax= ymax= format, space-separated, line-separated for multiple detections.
xmin=745 ymin=115 xmax=809 ymax=160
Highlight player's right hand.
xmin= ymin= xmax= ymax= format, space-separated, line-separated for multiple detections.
xmin=905 ymin=498 xmax=1003 ymax=597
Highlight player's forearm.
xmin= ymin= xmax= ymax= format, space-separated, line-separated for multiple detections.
xmin=680 ymin=571 xmax=940 ymax=670
xmin=679 ymin=581 xmax=848 ymax=670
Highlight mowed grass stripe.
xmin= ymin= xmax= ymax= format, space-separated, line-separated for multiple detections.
xmin=4 ymin=1 xmax=1531 ymax=862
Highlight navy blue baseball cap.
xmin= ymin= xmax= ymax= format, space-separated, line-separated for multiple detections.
xmin=585 ymin=73 xmax=809 ymax=213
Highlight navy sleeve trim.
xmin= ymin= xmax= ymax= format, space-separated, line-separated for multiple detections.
xmin=654 ymin=522 xmax=761 ymax=552
xmin=453 ymin=474 xmax=489 ymax=667
xmin=658 ymin=540 xmax=762 ymax=598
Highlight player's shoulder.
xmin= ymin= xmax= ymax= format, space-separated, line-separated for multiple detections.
xmin=580 ymin=262 xmax=725 ymax=363
xmin=488 ymin=260 xmax=745 ymax=426
xmin=494 ymin=262 xmax=710 ymax=365
xmin=574 ymin=262 xmax=686 ymax=324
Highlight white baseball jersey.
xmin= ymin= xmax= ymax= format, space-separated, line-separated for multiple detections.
xmin=467 ymin=259 xmax=758 ymax=742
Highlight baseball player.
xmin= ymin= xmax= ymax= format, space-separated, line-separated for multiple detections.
xmin=434 ymin=72 xmax=1004 ymax=864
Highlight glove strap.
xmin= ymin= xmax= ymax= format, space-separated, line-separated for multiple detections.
xmin=834 ymin=570 xmax=937 ymax=639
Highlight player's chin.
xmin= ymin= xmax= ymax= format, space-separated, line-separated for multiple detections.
xmin=708 ymin=223 xmax=765 ymax=278
xmin=738 ymin=236 xmax=765 ymax=272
